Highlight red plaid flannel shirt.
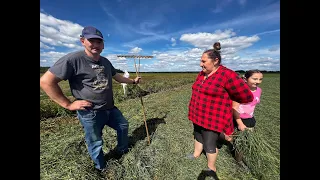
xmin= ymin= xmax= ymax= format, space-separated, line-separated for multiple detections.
xmin=188 ymin=65 xmax=254 ymax=135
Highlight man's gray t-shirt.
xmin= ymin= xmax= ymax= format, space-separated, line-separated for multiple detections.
xmin=49 ymin=50 xmax=117 ymax=110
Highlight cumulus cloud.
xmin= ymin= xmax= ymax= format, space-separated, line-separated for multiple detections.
xmin=129 ymin=47 xmax=143 ymax=54
xmin=40 ymin=12 xmax=83 ymax=50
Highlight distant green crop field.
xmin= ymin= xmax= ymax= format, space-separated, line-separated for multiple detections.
xmin=40 ymin=72 xmax=198 ymax=119
xmin=40 ymin=72 xmax=280 ymax=180
xmin=40 ymin=72 xmax=278 ymax=101
xmin=40 ymin=72 xmax=198 ymax=100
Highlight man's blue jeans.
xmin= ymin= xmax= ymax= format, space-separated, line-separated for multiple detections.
xmin=77 ymin=106 xmax=129 ymax=170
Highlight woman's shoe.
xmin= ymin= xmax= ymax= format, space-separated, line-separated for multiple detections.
xmin=205 ymin=169 xmax=219 ymax=180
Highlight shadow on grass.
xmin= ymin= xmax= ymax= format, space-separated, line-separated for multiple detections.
xmin=104 ymin=113 xmax=167 ymax=161
xmin=197 ymin=170 xmax=220 ymax=180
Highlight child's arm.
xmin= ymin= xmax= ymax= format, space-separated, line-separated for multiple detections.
xmin=232 ymin=101 xmax=247 ymax=131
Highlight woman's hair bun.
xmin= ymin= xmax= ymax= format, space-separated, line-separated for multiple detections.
xmin=213 ymin=42 xmax=221 ymax=51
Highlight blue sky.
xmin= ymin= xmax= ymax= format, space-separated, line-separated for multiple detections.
xmin=40 ymin=0 xmax=280 ymax=72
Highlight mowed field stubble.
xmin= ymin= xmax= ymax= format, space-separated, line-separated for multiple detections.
xmin=40 ymin=72 xmax=280 ymax=180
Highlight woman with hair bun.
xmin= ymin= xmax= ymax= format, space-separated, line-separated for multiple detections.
xmin=186 ymin=42 xmax=254 ymax=179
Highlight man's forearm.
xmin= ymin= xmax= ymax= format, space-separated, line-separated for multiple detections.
xmin=122 ymin=77 xmax=135 ymax=84
xmin=42 ymin=83 xmax=72 ymax=109
xmin=113 ymin=73 xmax=136 ymax=84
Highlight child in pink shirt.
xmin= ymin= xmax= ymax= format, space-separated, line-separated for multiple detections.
xmin=233 ymin=70 xmax=263 ymax=131
xmin=225 ymin=70 xmax=264 ymax=162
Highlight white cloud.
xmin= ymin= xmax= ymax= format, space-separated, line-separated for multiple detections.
xmin=40 ymin=9 xmax=279 ymax=71
xmin=40 ymin=51 xmax=67 ymax=64
xmin=40 ymin=42 xmax=55 ymax=50
xmin=243 ymin=45 xmax=280 ymax=58
xmin=256 ymin=46 xmax=280 ymax=56
xmin=224 ymin=56 xmax=280 ymax=71
xmin=129 ymin=47 xmax=143 ymax=54
xmin=106 ymin=54 xmax=130 ymax=70
xmin=180 ymin=29 xmax=236 ymax=48
xmin=40 ymin=12 xmax=83 ymax=49
xmin=126 ymin=31 xmax=277 ymax=72
xmin=179 ymin=29 xmax=260 ymax=62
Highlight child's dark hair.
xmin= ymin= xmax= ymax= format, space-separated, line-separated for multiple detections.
xmin=244 ymin=69 xmax=262 ymax=79
xmin=203 ymin=42 xmax=222 ymax=64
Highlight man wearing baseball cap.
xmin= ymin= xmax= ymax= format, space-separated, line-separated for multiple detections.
xmin=80 ymin=26 xmax=104 ymax=40
xmin=40 ymin=26 xmax=141 ymax=173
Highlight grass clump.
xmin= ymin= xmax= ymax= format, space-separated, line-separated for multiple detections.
xmin=233 ymin=127 xmax=280 ymax=180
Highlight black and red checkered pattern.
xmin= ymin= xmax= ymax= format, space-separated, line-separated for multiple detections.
xmin=188 ymin=65 xmax=254 ymax=135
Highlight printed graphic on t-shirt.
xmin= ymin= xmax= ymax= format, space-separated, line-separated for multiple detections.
xmin=91 ymin=64 xmax=109 ymax=90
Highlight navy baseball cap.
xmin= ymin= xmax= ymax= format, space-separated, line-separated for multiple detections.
xmin=80 ymin=26 xmax=104 ymax=40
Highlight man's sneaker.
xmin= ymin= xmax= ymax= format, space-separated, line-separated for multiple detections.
xmin=106 ymin=149 xmax=129 ymax=160
xmin=94 ymin=166 xmax=108 ymax=175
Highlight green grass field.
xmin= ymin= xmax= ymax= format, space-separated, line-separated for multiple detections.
xmin=40 ymin=73 xmax=280 ymax=180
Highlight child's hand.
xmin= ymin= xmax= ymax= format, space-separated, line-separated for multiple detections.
xmin=224 ymin=134 xmax=233 ymax=142
xmin=238 ymin=124 xmax=247 ymax=131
